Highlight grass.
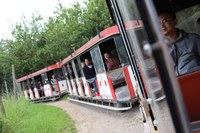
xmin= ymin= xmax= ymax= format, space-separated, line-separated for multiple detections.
xmin=0 ymin=96 xmax=76 ymax=133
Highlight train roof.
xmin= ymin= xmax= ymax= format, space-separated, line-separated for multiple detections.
xmin=61 ymin=25 xmax=119 ymax=65
xmin=16 ymin=62 xmax=61 ymax=83
xmin=61 ymin=22 xmax=141 ymax=65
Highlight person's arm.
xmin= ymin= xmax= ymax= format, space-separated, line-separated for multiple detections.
xmin=50 ymin=79 xmax=54 ymax=85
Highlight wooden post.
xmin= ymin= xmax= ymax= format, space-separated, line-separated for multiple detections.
xmin=17 ymin=82 xmax=22 ymax=98
xmin=12 ymin=64 xmax=18 ymax=100
xmin=4 ymin=80 xmax=9 ymax=98
xmin=0 ymin=83 xmax=6 ymax=117
xmin=0 ymin=95 xmax=6 ymax=117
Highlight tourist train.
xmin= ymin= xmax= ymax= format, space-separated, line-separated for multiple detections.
xmin=17 ymin=0 xmax=200 ymax=132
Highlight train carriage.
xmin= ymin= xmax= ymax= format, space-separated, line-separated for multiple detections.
xmin=17 ymin=62 xmax=68 ymax=102
xmin=61 ymin=25 xmax=141 ymax=111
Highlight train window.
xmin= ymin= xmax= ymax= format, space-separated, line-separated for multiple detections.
xmin=66 ymin=62 xmax=75 ymax=79
xmin=76 ymin=57 xmax=84 ymax=77
xmin=31 ymin=78 xmax=36 ymax=88
xmin=98 ymin=38 xmax=121 ymax=71
xmin=114 ymin=36 xmax=130 ymax=66
xmin=73 ymin=58 xmax=82 ymax=78
xmin=53 ymin=68 xmax=64 ymax=80
xmin=115 ymin=0 xmax=176 ymax=132
xmin=71 ymin=60 xmax=78 ymax=78
xmin=116 ymin=0 xmax=140 ymax=22
xmin=26 ymin=79 xmax=30 ymax=89
xmin=80 ymin=50 xmax=97 ymax=75
xmin=34 ymin=75 xmax=42 ymax=83
xmin=63 ymin=64 xmax=70 ymax=80
xmin=176 ymin=5 xmax=200 ymax=35
xmin=47 ymin=70 xmax=54 ymax=81
xmin=90 ymin=46 xmax=105 ymax=73
xmin=25 ymin=79 xmax=30 ymax=89
xmin=41 ymin=73 xmax=48 ymax=84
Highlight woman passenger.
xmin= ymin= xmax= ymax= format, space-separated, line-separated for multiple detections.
xmin=104 ymin=52 xmax=120 ymax=71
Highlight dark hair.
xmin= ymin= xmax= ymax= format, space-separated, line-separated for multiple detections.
xmin=158 ymin=9 xmax=176 ymax=19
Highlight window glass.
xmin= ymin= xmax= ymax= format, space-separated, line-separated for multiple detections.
xmin=71 ymin=60 xmax=78 ymax=78
xmin=116 ymin=0 xmax=175 ymax=132
xmin=67 ymin=62 xmax=75 ymax=79
xmin=176 ymin=5 xmax=200 ymax=35
xmin=116 ymin=0 xmax=140 ymax=22
xmin=31 ymin=78 xmax=36 ymax=87
xmin=53 ymin=68 xmax=63 ymax=80
xmin=74 ymin=58 xmax=82 ymax=77
xmin=114 ymin=36 xmax=130 ymax=66
xmin=41 ymin=73 xmax=48 ymax=84
xmin=90 ymin=46 xmax=105 ymax=73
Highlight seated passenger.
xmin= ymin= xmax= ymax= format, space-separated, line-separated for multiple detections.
xmin=36 ymin=81 xmax=44 ymax=96
xmin=82 ymin=58 xmax=99 ymax=96
xmin=50 ymin=74 xmax=58 ymax=91
xmin=103 ymin=52 xmax=120 ymax=71
xmin=30 ymin=82 xmax=34 ymax=91
xmin=158 ymin=10 xmax=200 ymax=76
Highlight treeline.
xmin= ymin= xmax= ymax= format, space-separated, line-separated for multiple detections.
xmin=0 ymin=0 xmax=113 ymax=87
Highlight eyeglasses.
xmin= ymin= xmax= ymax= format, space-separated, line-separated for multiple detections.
xmin=159 ymin=18 xmax=172 ymax=25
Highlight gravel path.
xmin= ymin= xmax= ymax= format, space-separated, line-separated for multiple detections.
xmin=47 ymin=100 xmax=144 ymax=133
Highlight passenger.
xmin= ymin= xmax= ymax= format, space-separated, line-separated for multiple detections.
xmin=82 ymin=58 xmax=99 ymax=96
xmin=104 ymin=52 xmax=120 ymax=71
xmin=57 ymin=74 xmax=62 ymax=81
xmin=158 ymin=10 xmax=200 ymax=76
xmin=36 ymin=81 xmax=41 ymax=89
xmin=36 ymin=81 xmax=43 ymax=96
xmin=30 ymin=82 xmax=34 ymax=91
xmin=50 ymin=74 xmax=58 ymax=91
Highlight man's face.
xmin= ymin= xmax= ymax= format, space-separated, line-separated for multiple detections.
xmin=85 ymin=59 xmax=90 ymax=66
xmin=158 ymin=13 xmax=177 ymax=36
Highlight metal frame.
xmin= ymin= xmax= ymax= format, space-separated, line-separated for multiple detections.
xmin=106 ymin=0 xmax=191 ymax=132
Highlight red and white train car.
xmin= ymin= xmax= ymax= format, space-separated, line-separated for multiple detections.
xmin=17 ymin=62 xmax=68 ymax=102
xmin=61 ymin=24 xmax=142 ymax=110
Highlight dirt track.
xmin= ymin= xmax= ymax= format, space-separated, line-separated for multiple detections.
xmin=47 ymin=100 xmax=144 ymax=133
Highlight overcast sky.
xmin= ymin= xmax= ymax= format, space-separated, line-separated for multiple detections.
xmin=0 ymin=0 xmax=81 ymax=40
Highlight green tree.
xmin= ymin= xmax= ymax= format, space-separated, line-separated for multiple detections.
xmin=1 ymin=0 xmax=114 ymax=80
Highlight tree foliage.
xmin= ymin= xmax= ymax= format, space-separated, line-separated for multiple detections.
xmin=0 ymin=0 xmax=114 ymax=86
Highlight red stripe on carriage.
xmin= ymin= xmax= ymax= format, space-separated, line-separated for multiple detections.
xmin=79 ymin=82 xmax=85 ymax=96
xmin=123 ymin=67 xmax=136 ymax=98
xmin=96 ymin=80 xmax=100 ymax=95
xmin=57 ymin=81 xmax=61 ymax=94
xmin=107 ymin=77 xmax=117 ymax=100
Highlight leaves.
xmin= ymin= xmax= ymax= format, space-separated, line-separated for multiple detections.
xmin=0 ymin=0 xmax=114 ymax=83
